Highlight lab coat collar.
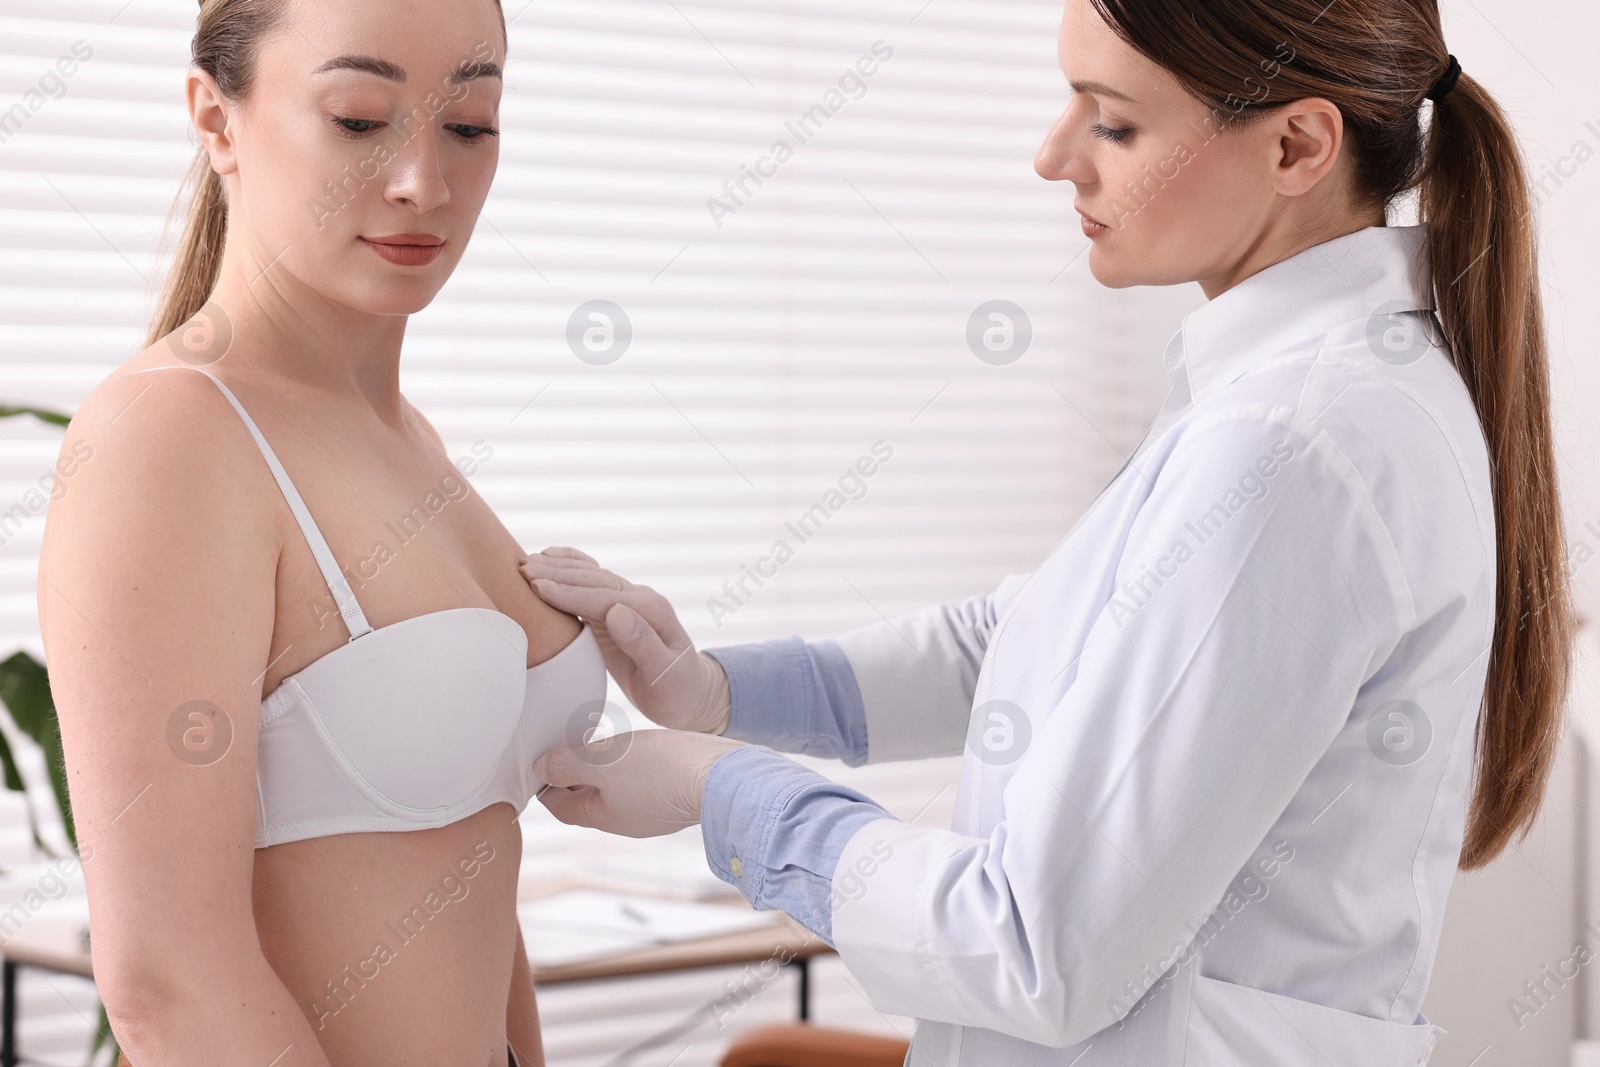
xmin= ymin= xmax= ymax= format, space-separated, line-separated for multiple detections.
xmin=1169 ymin=224 xmax=1435 ymax=406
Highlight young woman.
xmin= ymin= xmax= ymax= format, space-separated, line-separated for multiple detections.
xmin=37 ymin=1 xmax=603 ymax=1064
xmin=522 ymin=0 xmax=1573 ymax=1063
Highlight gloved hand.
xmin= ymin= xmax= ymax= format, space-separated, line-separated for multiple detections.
xmin=533 ymin=728 xmax=749 ymax=838
xmin=519 ymin=547 xmax=731 ymax=734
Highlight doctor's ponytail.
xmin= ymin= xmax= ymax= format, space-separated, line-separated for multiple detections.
xmin=1090 ymin=0 xmax=1574 ymax=870
xmin=1418 ymin=68 xmax=1571 ymax=870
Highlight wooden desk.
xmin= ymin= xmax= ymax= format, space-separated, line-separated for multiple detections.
xmin=516 ymin=875 xmax=835 ymax=1008
xmin=0 ymin=887 xmax=836 ymax=1067
xmin=532 ymin=912 xmax=834 ymax=991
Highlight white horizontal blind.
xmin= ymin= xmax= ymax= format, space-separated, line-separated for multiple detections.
xmin=0 ymin=0 xmax=1184 ymax=1063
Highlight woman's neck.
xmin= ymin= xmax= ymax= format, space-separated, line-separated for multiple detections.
xmin=203 ymin=245 xmax=411 ymax=421
xmin=1199 ymin=202 xmax=1387 ymax=301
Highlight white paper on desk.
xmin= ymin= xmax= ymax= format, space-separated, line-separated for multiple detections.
xmin=518 ymin=889 xmax=780 ymax=967
xmin=520 ymin=923 xmax=661 ymax=968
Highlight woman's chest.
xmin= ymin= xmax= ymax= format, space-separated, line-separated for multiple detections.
xmin=259 ymin=450 xmax=575 ymax=693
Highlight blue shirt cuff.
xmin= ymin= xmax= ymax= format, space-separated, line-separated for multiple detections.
xmin=700 ymin=745 xmax=893 ymax=945
xmin=705 ymin=637 xmax=868 ymax=765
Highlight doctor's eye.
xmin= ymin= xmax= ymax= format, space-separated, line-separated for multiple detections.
xmin=1090 ymin=122 xmax=1135 ymax=145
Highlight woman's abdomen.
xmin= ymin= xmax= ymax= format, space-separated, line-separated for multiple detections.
xmin=247 ymin=802 xmax=524 ymax=1066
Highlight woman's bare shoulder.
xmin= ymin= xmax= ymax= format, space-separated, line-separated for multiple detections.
xmin=68 ymin=345 xmax=267 ymax=472
xmin=45 ymin=344 xmax=282 ymax=567
xmin=74 ymin=344 xmax=224 ymax=427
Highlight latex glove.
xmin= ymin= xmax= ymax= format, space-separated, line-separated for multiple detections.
xmin=519 ymin=547 xmax=731 ymax=734
xmin=533 ymin=729 xmax=749 ymax=838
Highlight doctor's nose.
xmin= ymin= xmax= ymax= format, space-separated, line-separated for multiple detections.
xmin=1034 ymin=106 xmax=1089 ymax=184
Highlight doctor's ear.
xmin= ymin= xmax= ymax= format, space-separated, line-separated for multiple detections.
xmin=1262 ymin=97 xmax=1345 ymax=199
xmin=186 ymin=67 xmax=239 ymax=177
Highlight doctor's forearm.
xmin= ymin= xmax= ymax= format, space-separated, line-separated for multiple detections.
xmin=705 ymin=581 xmax=1021 ymax=766
xmin=827 ymin=581 xmax=1030 ymax=763
xmin=700 ymin=745 xmax=893 ymax=944
xmin=705 ymin=637 xmax=870 ymax=763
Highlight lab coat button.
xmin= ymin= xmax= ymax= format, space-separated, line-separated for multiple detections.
xmin=730 ymin=856 xmax=744 ymax=878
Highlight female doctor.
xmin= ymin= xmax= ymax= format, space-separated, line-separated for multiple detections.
xmin=521 ymin=0 xmax=1572 ymax=1062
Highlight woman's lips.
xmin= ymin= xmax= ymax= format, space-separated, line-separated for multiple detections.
xmin=360 ymin=236 xmax=444 ymax=267
xmin=1078 ymin=210 xmax=1111 ymax=239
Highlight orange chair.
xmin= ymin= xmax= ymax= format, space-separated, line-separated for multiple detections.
xmin=720 ymin=1022 xmax=909 ymax=1067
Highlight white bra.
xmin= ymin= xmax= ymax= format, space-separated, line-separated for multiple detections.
xmin=142 ymin=367 xmax=607 ymax=848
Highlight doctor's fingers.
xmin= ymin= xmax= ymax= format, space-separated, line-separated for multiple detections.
xmin=526 ymin=579 xmax=657 ymax=628
xmin=536 ymin=782 xmax=609 ymax=829
xmin=530 ymin=577 xmax=688 ymax=640
xmin=520 ymin=555 xmax=630 ymax=590
xmin=535 ymin=741 xmax=627 ymax=789
xmin=538 ymin=545 xmax=602 ymax=567
xmin=596 ymin=598 xmax=675 ymax=659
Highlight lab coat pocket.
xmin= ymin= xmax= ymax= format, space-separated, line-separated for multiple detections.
xmin=1181 ymin=973 xmax=1445 ymax=1066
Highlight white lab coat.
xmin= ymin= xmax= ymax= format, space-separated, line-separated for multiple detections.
xmin=826 ymin=226 xmax=1492 ymax=1065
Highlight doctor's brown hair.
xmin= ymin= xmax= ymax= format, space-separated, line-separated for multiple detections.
xmin=1089 ymin=0 xmax=1572 ymax=869
xmin=144 ymin=0 xmax=508 ymax=348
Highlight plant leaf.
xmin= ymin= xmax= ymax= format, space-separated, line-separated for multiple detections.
xmin=89 ymin=1000 xmax=122 ymax=1066
xmin=0 ymin=404 xmax=71 ymax=427
xmin=0 ymin=651 xmax=75 ymax=852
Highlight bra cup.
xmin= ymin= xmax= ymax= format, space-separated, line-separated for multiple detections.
xmin=292 ymin=609 xmax=529 ymax=812
xmin=517 ymin=624 xmax=609 ymax=796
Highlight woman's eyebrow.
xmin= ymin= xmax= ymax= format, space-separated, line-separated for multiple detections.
xmin=312 ymin=54 xmax=407 ymax=81
xmin=1068 ymin=78 xmax=1138 ymax=104
xmin=310 ymin=54 xmax=504 ymax=84
xmin=451 ymin=60 xmax=503 ymax=83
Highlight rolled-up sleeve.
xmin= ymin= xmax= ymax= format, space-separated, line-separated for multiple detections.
xmin=706 ymin=575 xmax=1033 ymax=766
xmin=706 ymin=637 xmax=871 ymax=764
xmin=825 ymin=409 xmax=1411 ymax=1048
xmin=700 ymin=745 xmax=892 ymax=944
xmin=698 ymin=576 xmax=1031 ymax=938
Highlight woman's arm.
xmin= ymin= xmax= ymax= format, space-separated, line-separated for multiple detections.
xmin=40 ymin=370 xmax=335 ymax=1066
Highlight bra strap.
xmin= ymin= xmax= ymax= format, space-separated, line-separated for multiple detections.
xmin=133 ymin=366 xmax=374 ymax=641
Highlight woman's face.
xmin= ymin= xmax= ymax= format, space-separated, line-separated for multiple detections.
xmin=200 ymin=0 xmax=505 ymax=317
xmin=1034 ymin=0 xmax=1342 ymax=293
